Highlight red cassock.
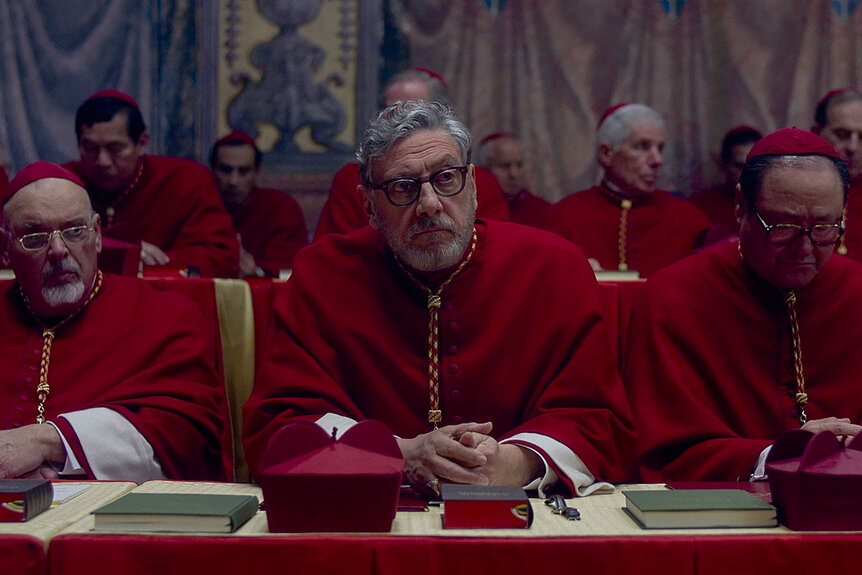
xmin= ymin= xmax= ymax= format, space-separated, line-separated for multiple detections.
xmin=624 ymin=240 xmax=862 ymax=482
xmin=548 ymin=185 xmax=711 ymax=277
xmin=233 ymin=186 xmax=308 ymax=276
xmin=65 ymin=156 xmax=240 ymax=277
xmin=0 ymin=165 xmax=7 ymax=196
xmin=312 ymin=162 xmax=511 ymax=240
xmin=0 ymin=275 xmax=225 ymax=480
xmin=688 ymin=184 xmax=739 ymax=234
xmin=509 ymin=189 xmax=552 ymax=230
xmin=243 ymin=220 xmax=636 ymax=491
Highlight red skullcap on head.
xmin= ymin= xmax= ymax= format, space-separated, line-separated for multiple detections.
xmin=412 ymin=67 xmax=449 ymax=91
xmin=746 ymin=127 xmax=842 ymax=161
xmin=598 ymin=103 xmax=630 ymax=129
xmin=817 ymin=87 xmax=853 ymax=109
xmin=479 ymin=132 xmax=516 ymax=146
xmin=724 ymin=125 xmax=762 ymax=139
xmin=2 ymin=161 xmax=86 ymax=207
xmin=86 ymin=89 xmax=140 ymax=111
xmin=216 ymin=130 xmax=257 ymax=147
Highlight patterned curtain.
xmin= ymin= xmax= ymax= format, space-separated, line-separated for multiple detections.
xmin=393 ymin=0 xmax=862 ymax=201
xmin=0 ymin=0 xmax=202 ymax=175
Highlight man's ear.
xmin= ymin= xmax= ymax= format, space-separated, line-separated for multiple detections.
xmin=468 ymin=164 xmax=478 ymax=211
xmin=734 ymin=183 xmax=746 ymax=225
xmin=93 ymin=213 xmax=102 ymax=254
xmin=0 ymin=228 xmax=10 ymax=268
xmin=360 ymin=185 xmax=378 ymax=229
xmin=597 ymin=143 xmax=614 ymax=168
xmin=136 ymin=130 xmax=150 ymax=152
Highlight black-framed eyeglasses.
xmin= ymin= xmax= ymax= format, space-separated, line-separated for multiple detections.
xmin=370 ymin=165 xmax=469 ymax=206
xmin=16 ymin=225 xmax=95 ymax=251
xmin=751 ymin=204 xmax=844 ymax=246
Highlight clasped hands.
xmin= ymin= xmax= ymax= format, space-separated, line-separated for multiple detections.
xmin=0 ymin=424 xmax=66 ymax=479
xmin=397 ymin=421 xmax=541 ymax=496
xmin=801 ymin=416 xmax=862 ymax=445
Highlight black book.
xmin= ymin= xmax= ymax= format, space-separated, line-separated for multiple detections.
xmin=0 ymin=479 xmax=53 ymax=522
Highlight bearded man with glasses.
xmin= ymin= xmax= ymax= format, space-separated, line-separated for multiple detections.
xmin=0 ymin=162 xmax=224 ymax=481
xmin=244 ymin=100 xmax=636 ymax=498
xmin=625 ymin=128 xmax=862 ymax=482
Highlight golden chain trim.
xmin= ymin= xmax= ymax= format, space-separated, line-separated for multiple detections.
xmin=396 ymin=229 xmax=478 ymax=428
xmin=618 ymin=199 xmax=632 ymax=271
xmin=784 ymin=290 xmax=808 ymax=425
xmin=19 ymin=271 xmax=104 ymax=424
xmin=105 ymin=160 xmax=144 ymax=227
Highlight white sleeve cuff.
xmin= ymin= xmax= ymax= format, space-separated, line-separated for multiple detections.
xmin=45 ymin=421 xmax=83 ymax=475
xmin=750 ymin=445 xmax=773 ymax=481
xmin=57 ymin=407 xmax=165 ymax=483
xmin=502 ymin=432 xmax=614 ymax=497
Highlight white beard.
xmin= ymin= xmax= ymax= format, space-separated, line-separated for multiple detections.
xmin=41 ymin=258 xmax=86 ymax=308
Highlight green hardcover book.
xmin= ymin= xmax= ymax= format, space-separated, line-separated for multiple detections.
xmin=622 ymin=489 xmax=778 ymax=529
xmin=92 ymin=493 xmax=259 ymax=533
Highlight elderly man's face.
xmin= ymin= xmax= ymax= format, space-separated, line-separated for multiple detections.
xmin=212 ymin=144 xmax=258 ymax=212
xmin=363 ymin=129 xmax=477 ymax=272
xmin=487 ymin=137 xmax=526 ymax=201
xmin=737 ymin=157 xmax=844 ymax=290
xmin=2 ymin=179 xmax=101 ymax=318
xmin=817 ymin=99 xmax=862 ymax=181
xmin=599 ymin=121 xmax=665 ymax=196
xmin=78 ymin=112 xmax=148 ymax=194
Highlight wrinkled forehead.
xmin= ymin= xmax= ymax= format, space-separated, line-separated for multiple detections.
xmin=371 ymin=130 xmax=463 ymax=179
xmin=3 ymin=179 xmax=92 ymax=227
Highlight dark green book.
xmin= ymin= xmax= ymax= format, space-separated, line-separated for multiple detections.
xmin=92 ymin=493 xmax=259 ymax=533
xmin=622 ymin=489 xmax=778 ymax=529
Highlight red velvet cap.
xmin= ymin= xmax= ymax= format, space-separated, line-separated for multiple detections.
xmin=767 ymin=430 xmax=862 ymax=531
xmin=598 ymin=103 xmax=630 ymax=129
xmin=412 ymin=67 xmax=449 ymax=91
xmin=216 ymin=130 xmax=257 ymax=148
xmin=746 ymin=127 xmax=841 ymax=160
xmin=86 ymin=89 xmax=140 ymax=111
xmin=724 ymin=124 xmax=762 ymax=139
xmin=2 ymin=161 xmax=86 ymax=207
xmin=817 ymin=87 xmax=853 ymax=110
xmin=257 ymin=420 xmax=403 ymax=533
xmin=479 ymin=132 xmax=517 ymax=146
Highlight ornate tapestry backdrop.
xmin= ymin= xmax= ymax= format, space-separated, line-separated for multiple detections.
xmin=394 ymin=0 xmax=862 ymax=200
xmin=2 ymin=0 xmax=862 ymax=206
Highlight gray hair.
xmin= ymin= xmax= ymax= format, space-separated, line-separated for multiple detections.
xmin=475 ymin=133 xmax=518 ymax=167
xmin=357 ymin=100 xmax=472 ymax=185
xmin=596 ymin=104 xmax=665 ymax=151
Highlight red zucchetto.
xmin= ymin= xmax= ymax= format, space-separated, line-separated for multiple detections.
xmin=412 ymin=67 xmax=449 ymax=91
xmin=598 ymin=103 xmax=630 ymax=129
xmin=86 ymin=89 xmax=140 ymax=111
xmin=2 ymin=161 xmax=86 ymax=207
xmin=216 ymin=130 xmax=257 ymax=147
xmin=479 ymin=132 xmax=517 ymax=146
xmin=746 ymin=127 xmax=841 ymax=161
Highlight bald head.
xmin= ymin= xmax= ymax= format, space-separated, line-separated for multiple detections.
xmin=2 ymin=178 xmax=101 ymax=318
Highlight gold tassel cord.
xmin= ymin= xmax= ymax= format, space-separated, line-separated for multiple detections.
xmin=20 ymin=271 xmax=103 ymax=424
xmin=784 ymin=290 xmax=808 ymax=425
xmin=105 ymin=161 xmax=144 ymax=228
xmin=618 ymin=198 xmax=632 ymax=271
xmin=396 ymin=230 xmax=478 ymax=428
